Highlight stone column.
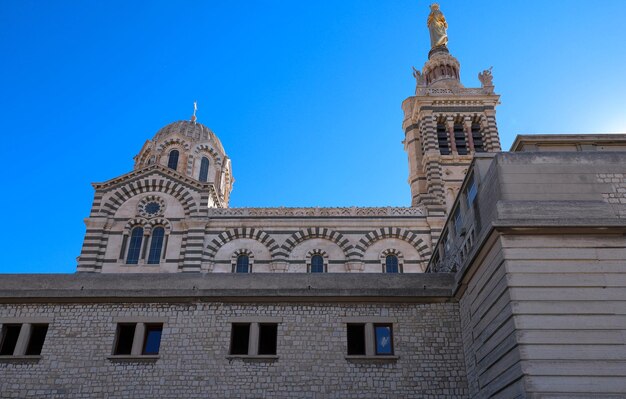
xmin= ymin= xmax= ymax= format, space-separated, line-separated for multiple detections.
xmin=464 ymin=116 xmax=475 ymax=152
xmin=180 ymin=220 xmax=206 ymax=272
xmin=422 ymin=113 xmax=438 ymax=152
xmin=483 ymin=110 xmax=501 ymax=151
xmin=13 ymin=324 xmax=32 ymax=356
xmin=131 ymin=323 xmax=146 ymax=356
xmin=446 ymin=116 xmax=456 ymax=153
xmin=77 ymin=218 xmax=109 ymax=272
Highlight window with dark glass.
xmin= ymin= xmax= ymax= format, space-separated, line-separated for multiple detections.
xmin=112 ymin=322 xmax=163 ymax=357
xmin=453 ymin=207 xmax=463 ymax=234
xmin=258 ymin=324 xmax=278 ymax=355
xmin=310 ymin=255 xmax=324 ymax=273
xmin=142 ymin=324 xmax=163 ymax=355
xmin=385 ymin=255 xmax=399 ymax=273
xmin=0 ymin=323 xmax=49 ymax=357
xmin=113 ymin=324 xmax=136 ymax=355
xmin=230 ymin=323 xmax=250 ymax=355
xmin=346 ymin=323 xmax=395 ymax=357
xmin=147 ymin=227 xmax=165 ymax=264
xmin=235 ymin=255 xmax=250 ymax=273
xmin=454 ymin=123 xmax=467 ymax=155
xmin=229 ymin=322 xmax=279 ymax=357
xmin=24 ymin=325 xmax=48 ymax=356
xmin=199 ymin=157 xmax=210 ymax=182
xmin=144 ymin=202 xmax=161 ymax=215
xmin=167 ymin=150 xmax=179 ymax=170
xmin=437 ymin=123 xmax=450 ymax=155
xmin=466 ymin=174 xmax=477 ymax=208
xmin=472 ymin=123 xmax=484 ymax=152
xmin=346 ymin=324 xmax=366 ymax=355
xmin=374 ymin=324 xmax=393 ymax=355
xmin=0 ymin=324 xmax=21 ymax=355
xmin=126 ymin=227 xmax=143 ymax=264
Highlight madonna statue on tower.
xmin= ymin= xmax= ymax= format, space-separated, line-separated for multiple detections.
xmin=427 ymin=3 xmax=448 ymax=49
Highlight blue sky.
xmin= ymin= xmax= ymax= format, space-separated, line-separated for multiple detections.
xmin=1 ymin=1 xmax=625 ymax=273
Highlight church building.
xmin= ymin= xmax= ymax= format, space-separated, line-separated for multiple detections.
xmin=1 ymin=5 xmax=625 ymax=398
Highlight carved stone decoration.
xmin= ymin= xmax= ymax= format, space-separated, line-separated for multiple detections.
xmin=478 ymin=67 xmax=494 ymax=91
xmin=206 ymin=207 xmax=426 ymax=218
xmin=412 ymin=66 xmax=425 ymax=86
xmin=137 ymin=195 xmax=166 ymax=218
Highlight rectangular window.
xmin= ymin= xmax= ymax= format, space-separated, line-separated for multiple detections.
xmin=454 ymin=124 xmax=467 ymax=155
xmin=437 ymin=124 xmax=450 ymax=155
xmin=112 ymin=322 xmax=162 ymax=357
xmin=0 ymin=323 xmax=49 ymax=357
xmin=114 ymin=324 xmax=136 ymax=355
xmin=472 ymin=123 xmax=484 ymax=152
xmin=25 ymin=325 xmax=48 ymax=356
xmin=230 ymin=323 xmax=250 ymax=355
xmin=374 ymin=324 xmax=394 ymax=355
xmin=346 ymin=324 xmax=366 ymax=355
xmin=142 ymin=324 xmax=163 ymax=355
xmin=453 ymin=207 xmax=463 ymax=233
xmin=229 ymin=322 xmax=279 ymax=357
xmin=258 ymin=324 xmax=277 ymax=355
xmin=0 ymin=325 xmax=21 ymax=355
xmin=346 ymin=323 xmax=394 ymax=357
xmin=466 ymin=175 xmax=477 ymax=208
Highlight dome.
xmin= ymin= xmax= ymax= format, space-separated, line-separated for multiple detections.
xmin=153 ymin=120 xmax=226 ymax=155
xmin=133 ymin=119 xmax=234 ymax=207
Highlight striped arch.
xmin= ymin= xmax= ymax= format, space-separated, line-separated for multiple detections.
xmin=306 ymin=249 xmax=329 ymax=273
xmin=192 ymin=144 xmax=222 ymax=165
xmin=204 ymin=227 xmax=280 ymax=262
xmin=123 ymin=217 xmax=149 ymax=234
xmin=279 ymin=227 xmax=357 ymax=261
xmin=355 ymin=227 xmax=431 ymax=261
xmin=187 ymin=144 xmax=222 ymax=177
xmin=156 ymin=137 xmax=191 ymax=152
xmin=147 ymin=217 xmax=172 ymax=234
xmin=100 ymin=178 xmax=198 ymax=217
xmin=231 ymin=249 xmax=255 ymax=273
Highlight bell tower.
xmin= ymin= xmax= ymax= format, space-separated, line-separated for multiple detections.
xmin=403 ymin=4 xmax=501 ymax=215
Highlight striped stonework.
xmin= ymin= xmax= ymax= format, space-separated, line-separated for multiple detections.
xmin=204 ymin=227 xmax=281 ymax=264
xmin=279 ymin=228 xmax=357 ymax=262
xmin=96 ymin=172 xmax=204 ymax=217
xmin=355 ymin=227 xmax=431 ymax=265
xmin=77 ymin=219 xmax=109 ymax=272
xmin=180 ymin=223 xmax=208 ymax=272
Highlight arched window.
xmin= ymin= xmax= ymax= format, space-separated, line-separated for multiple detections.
xmin=147 ymin=227 xmax=165 ymax=264
xmin=235 ymin=255 xmax=249 ymax=273
xmin=385 ymin=255 xmax=399 ymax=273
xmin=167 ymin=150 xmax=179 ymax=170
xmin=310 ymin=254 xmax=324 ymax=273
xmin=199 ymin=157 xmax=210 ymax=182
xmin=126 ymin=227 xmax=144 ymax=264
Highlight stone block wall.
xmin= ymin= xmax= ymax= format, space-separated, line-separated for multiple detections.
xmin=0 ymin=302 xmax=468 ymax=398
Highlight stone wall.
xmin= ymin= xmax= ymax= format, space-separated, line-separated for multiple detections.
xmin=0 ymin=301 xmax=468 ymax=398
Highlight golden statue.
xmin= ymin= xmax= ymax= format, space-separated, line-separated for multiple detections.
xmin=427 ymin=4 xmax=448 ymax=49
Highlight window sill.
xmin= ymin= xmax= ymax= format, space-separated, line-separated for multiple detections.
xmin=107 ymin=355 xmax=160 ymax=362
xmin=226 ymin=355 xmax=279 ymax=362
xmin=345 ymin=355 xmax=399 ymax=363
xmin=0 ymin=355 xmax=42 ymax=362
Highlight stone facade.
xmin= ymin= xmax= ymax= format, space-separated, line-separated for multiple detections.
xmin=430 ymin=149 xmax=626 ymax=397
xmin=0 ymin=302 xmax=466 ymax=398
xmin=0 ymin=274 xmax=467 ymax=398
